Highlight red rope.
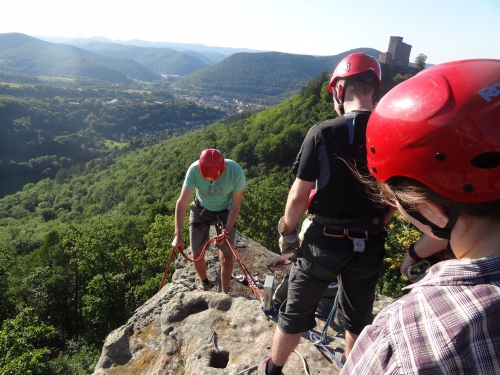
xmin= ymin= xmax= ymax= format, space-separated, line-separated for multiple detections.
xmin=158 ymin=230 xmax=265 ymax=306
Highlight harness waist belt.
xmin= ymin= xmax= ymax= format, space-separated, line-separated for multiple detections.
xmin=313 ymin=215 xmax=383 ymax=234
xmin=194 ymin=198 xmax=229 ymax=215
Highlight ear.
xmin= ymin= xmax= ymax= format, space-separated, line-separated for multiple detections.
xmin=336 ymin=83 xmax=344 ymax=101
xmin=420 ymin=202 xmax=449 ymax=228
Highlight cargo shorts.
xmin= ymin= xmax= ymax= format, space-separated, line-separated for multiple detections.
xmin=189 ymin=201 xmax=236 ymax=254
xmin=277 ymin=220 xmax=385 ymax=336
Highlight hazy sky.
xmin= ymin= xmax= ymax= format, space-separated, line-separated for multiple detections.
xmin=2 ymin=0 xmax=499 ymax=64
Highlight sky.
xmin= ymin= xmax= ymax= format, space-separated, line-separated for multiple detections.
xmin=2 ymin=0 xmax=499 ymax=64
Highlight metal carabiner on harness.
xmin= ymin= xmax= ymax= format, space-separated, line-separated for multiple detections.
xmin=215 ymin=213 xmax=224 ymax=231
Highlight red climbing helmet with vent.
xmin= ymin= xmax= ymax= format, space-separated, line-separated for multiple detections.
xmin=328 ymin=52 xmax=382 ymax=93
xmin=199 ymin=149 xmax=226 ymax=181
xmin=366 ymin=59 xmax=500 ymax=203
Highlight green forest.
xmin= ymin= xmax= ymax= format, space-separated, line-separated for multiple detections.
xmin=174 ymin=48 xmax=382 ymax=105
xmin=0 ymin=69 xmax=419 ymax=374
xmin=0 ymin=82 xmax=224 ymax=196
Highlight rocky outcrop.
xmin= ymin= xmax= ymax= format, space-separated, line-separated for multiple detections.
xmin=93 ymin=232 xmax=392 ymax=375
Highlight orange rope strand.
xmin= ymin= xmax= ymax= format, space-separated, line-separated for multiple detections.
xmin=158 ymin=230 xmax=265 ymax=306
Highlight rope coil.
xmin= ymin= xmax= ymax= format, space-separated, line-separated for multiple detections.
xmin=158 ymin=230 xmax=265 ymax=307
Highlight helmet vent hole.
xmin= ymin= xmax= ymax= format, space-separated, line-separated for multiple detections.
xmin=463 ymin=184 xmax=474 ymax=193
xmin=435 ymin=153 xmax=446 ymax=161
xmin=371 ymin=166 xmax=377 ymax=173
xmin=470 ymin=152 xmax=500 ymax=169
xmin=370 ymin=146 xmax=375 ymax=154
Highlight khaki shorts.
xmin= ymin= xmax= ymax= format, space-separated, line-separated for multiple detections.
xmin=189 ymin=201 xmax=236 ymax=254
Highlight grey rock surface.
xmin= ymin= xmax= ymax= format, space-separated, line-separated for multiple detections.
xmin=93 ymin=232 xmax=393 ymax=375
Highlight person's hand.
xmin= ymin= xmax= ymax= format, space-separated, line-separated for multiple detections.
xmin=172 ymin=235 xmax=184 ymax=252
xmin=216 ymin=227 xmax=229 ymax=244
xmin=400 ymin=250 xmax=418 ymax=278
xmin=272 ymin=254 xmax=289 ymax=268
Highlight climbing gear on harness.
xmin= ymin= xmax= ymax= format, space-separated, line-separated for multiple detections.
xmin=407 ymin=260 xmax=432 ymax=283
xmin=314 ymin=215 xmax=384 ymax=252
xmin=314 ymin=215 xmax=383 ymax=234
xmin=199 ymin=148 xmax=226 ymax=181
xmin=194 ymin=197 xmax=229 ymax=215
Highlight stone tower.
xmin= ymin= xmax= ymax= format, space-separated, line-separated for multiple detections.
xmin=379 ymin=36 xmax=412 ymax=66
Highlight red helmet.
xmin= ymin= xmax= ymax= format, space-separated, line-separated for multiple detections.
xmin=307 ymin=188 xmax=316 ymax=210
xmin=328 ymin=52 xmax=382 ymax=93
xmin=367 ymin=59 xmax=500 ymax=203
xmin=199 ymin=149 xmax=226 ymax=181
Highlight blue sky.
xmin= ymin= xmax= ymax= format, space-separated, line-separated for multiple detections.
xmin=2 ymin=0 xmax=499 ymax=64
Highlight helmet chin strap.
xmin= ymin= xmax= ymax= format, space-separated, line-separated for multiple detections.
xmin=333 ymin=85 xmax=345 ymax=115
xmin=404 ymin=202 xmax=465 ymax=259
xmin=404 ymin=202 xmax=464 ymax=240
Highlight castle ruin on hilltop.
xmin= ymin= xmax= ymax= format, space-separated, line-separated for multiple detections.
xmin=379 ymin=36 xmax=412 ymax=67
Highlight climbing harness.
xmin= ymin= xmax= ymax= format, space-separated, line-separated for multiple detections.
xmin=309 ymin=291 xmax=343 ymax=369
xmin=158 ymin=221 xmax=265 ymax=308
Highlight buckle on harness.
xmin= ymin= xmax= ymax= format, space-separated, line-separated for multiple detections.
xmin=322 ymin=227 xmax=368 ymax=240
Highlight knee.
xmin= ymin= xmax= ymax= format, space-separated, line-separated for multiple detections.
xmin=220 ymin=253 xmax=233 ymax=265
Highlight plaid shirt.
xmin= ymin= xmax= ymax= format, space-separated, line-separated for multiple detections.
xmin=341 ymin=255 xmax=500 ymax=375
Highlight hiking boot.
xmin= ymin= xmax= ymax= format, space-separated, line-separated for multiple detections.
xmin=257 ymin=356 xmax=283 ymax=375
xmin=198 ymin=280 xmax=215 ymax=291
xmin=257 ymin=356 xmax=271 ymax=375
xmin=340 ymin=354 xmax=346 ymax=365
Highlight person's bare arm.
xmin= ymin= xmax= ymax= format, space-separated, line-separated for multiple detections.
xmin=282 ymin=178 xmax=315 ymax=236
xmin=400 ymin=233 xmax=448 ymax=274
xmin=172 ymin=186 xmax=193 ymax=251
xmin=224 ymin=190 xmax=244 ymax=233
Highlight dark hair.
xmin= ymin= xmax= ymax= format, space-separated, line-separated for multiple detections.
xmin=346 ymin=156 xmax=500 ymax=222
xmin=383 ymin=176 xmax=500 ymax=222
xmin=339 ymin=72 xmax=378 ymax=97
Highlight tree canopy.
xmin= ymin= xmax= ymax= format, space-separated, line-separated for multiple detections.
xmin=414 ymin=53 xmax=428 ymax=70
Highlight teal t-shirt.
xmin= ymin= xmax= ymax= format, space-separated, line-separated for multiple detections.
xmin=184 ymin=159 xmax=246 ymax=211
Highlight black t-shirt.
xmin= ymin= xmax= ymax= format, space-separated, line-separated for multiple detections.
xmin=291 ymin=111 xmax=386 ymax=220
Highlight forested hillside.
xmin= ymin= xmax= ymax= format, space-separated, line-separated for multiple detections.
xmin=0 ymin=33 xmax=160 ymax=82
xmin=0 ymin=83 xmax=225 ymax=197
xmin=40 ymin=35 xmax=251 ymax=64
xmin=174 ymin=48 xmax=381 ymax=104
xmin=79 ymin=42 xmax=210 ymax=75
xmin=0 ymin=71 xmax=418 ymax=374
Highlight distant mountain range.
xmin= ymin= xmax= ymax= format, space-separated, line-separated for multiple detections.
xmin=0 ymin=33 xmax=160 ymax=83
xmin=37 ymin=35 xmax=261 ymax=64
xmin=0 ymin=33 xmax=382 ymax=104
xmin=174 ymin=48 xmax=382 ymax=104
xmin=77 ymin=42 xmax=211 ymax=75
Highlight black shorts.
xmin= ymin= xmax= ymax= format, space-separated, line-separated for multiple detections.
xmin=278 ymin=220 xmax=385 ymax=335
